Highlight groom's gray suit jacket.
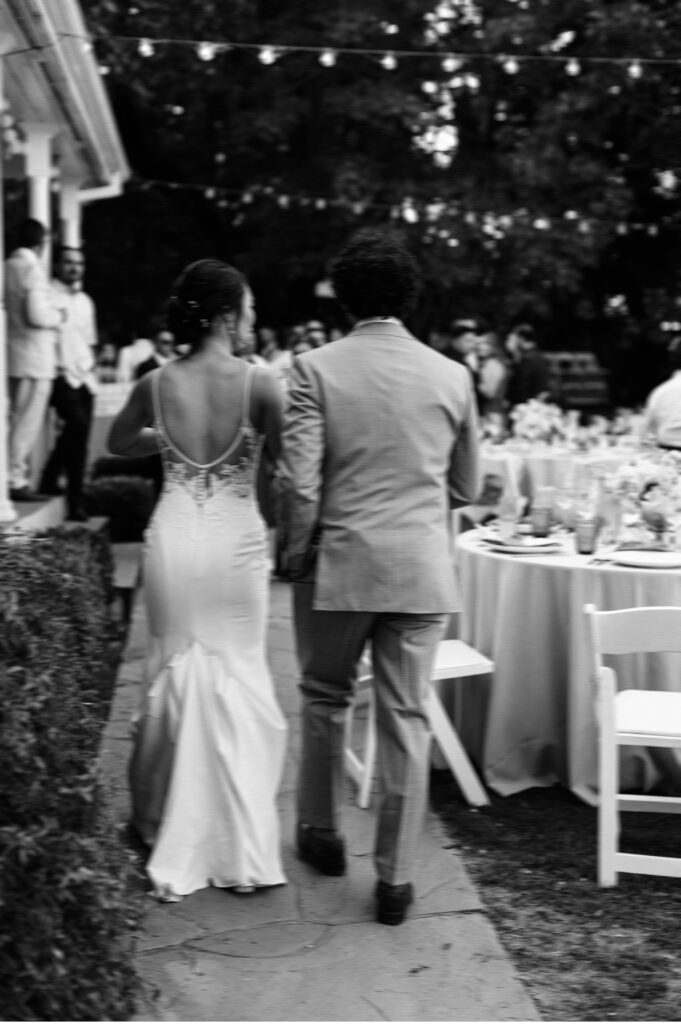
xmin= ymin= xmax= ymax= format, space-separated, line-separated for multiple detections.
xmin=282 ymin=321 xmax=480 ymax=613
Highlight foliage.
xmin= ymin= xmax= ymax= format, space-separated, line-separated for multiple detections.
xmin=77 ymin=0 xmax=681 ymax=390
xmin=84 ymin=473 xmax=156 ymax=541
xmin=0 ymin=527 xmax=143 ymax=1021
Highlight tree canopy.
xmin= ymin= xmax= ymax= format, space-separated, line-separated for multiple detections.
xmin=78 ymin=0 xmax=681 ymax=395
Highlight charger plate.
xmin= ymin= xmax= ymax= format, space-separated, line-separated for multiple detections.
xmin=477 ymin=529 xmax=557 ymax=549
xmin=482 ymin=540 xmax=563 ymax=555
xmin=611 ymin=550 xmax=681 ymax=569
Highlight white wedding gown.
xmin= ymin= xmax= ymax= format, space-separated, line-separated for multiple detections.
xmin=129 ymin=364 xmax=287 ymax=898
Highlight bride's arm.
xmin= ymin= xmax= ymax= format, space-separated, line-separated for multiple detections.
xmin=108 ymin=374 xmax=159 ymax=457
xmin=252 ymin=367 xmax=284 ymax=462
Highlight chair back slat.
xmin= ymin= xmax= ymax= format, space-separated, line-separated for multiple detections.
xmin=586 ymin=605 xmax=681 ymax=657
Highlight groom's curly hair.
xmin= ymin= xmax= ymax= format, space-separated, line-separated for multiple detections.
xmin=330 ymin=230 xmax=422 ymax=321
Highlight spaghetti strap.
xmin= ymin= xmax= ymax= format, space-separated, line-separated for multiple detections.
xmin=151 ymin=366 xmax=164 ymax=429
xmin=242 ymin=363 xmax=256 ymax=427
xmin=152 ymin=362 xmax=253 ymax=469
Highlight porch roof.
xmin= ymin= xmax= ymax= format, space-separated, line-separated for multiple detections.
xmin=2 ymin=0 xmax=129 ymax=189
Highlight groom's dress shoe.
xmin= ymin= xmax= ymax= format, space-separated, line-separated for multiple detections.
xmin=297 ymin=823 xmax=346 ymax=876
xmin=375 ymin=880 xmax=414 ymax=926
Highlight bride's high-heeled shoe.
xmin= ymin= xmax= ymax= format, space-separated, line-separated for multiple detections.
xmin=155 ymin=885 xmax=183 ymax=903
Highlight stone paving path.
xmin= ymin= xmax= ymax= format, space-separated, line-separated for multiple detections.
xmin=99 ymin=581 xmax=539 ymax=1022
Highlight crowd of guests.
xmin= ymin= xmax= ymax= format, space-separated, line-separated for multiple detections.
xmin=428 ymin=318 xmax=552 ymax=417
xmin=12 ymin=212 xmax=674 ymax=526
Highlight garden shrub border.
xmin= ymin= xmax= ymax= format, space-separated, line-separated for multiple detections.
xmin=0 ymin=525 xmax=144 ymax=1021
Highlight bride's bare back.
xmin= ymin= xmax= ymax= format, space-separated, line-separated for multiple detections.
xmin=157 ymin=357 xmax=252 ymax=466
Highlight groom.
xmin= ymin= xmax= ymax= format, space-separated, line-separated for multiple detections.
xmin=281 ymin=230 xmax=480 ymax=925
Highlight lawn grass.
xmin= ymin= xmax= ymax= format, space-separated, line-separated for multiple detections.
xmin=431 ymin=776 xmax=681 ymax=1021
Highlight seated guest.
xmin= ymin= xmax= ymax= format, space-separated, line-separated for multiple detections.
xmin=505 ymin=323 xmax=551 ymax=405
xmin=643 ymin=336 xmax=681 ymax=449
xmin=116 ymin=336 xmax=155 ymax=382
xmin=96 ymin=340 xmax=119 ymax=383
xmin=135 ymin=326 xmax=176 ymax=378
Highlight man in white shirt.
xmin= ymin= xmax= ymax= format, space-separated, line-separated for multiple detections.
xmin=5 ymin=219 xmax=63 ymax=502
xmin=644 ymin=336 xmax=681 ymax=449
xmin=39 ymin=247 xmax=98 ymax=520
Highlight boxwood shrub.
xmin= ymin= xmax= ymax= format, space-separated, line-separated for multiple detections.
xmin=0 ymin=526 xmax=144 ymax=1021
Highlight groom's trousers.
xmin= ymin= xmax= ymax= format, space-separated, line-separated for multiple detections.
xmin=293 ymin=582 xmax=448 ymax=886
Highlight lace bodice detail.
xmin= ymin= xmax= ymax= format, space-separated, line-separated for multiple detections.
xmin=152 ymin=364 xmax=263 ymax=510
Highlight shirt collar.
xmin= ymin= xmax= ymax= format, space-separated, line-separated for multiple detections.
xmin=353 ymin=316 xmax=403 ymax=329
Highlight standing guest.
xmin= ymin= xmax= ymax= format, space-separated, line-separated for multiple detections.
xmin=5 ymin=218 xmax=64 ymax=502
xmin=303 ymin=320 xmax=328 ymax=347
xmin=135 ymin=326 xmax=177 ymax=379
xmin=505 ymin=323 xmax=551 ymax=405
xmin=39 ymin=247 xmax=98 ymax=520
xmin=447 ymin=319 xmax=480 ymax=372
xmin=282 ymin=230 xmax=479 ymax=926
xmin=475 ymin=332 xmax=509 ymax=416
xmin=643 ymin=335 xmax=681 ymax=449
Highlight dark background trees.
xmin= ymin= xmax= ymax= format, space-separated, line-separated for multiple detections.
xmin=75 ymin=0 xmax=681 ymax=401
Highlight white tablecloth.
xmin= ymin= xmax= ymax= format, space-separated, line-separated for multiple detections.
xmin=454 ymin=531 xmax=681 ymax=803
xmin=87 ymin=383 xmax=131 ymax=466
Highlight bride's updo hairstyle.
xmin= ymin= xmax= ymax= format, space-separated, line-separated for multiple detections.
xmin=166 ymin=258 xmax=246 ymax=353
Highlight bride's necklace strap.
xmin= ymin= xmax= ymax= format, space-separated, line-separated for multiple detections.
xmin=354 ymin=316 xmax=402 ymax=329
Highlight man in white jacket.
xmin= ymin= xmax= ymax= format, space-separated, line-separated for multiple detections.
xmin=5 ymin=219 xmax=63 ymax=502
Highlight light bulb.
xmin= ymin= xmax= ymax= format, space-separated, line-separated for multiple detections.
xmin=319 ymin=49 xmax=336 ymax=67
xmin=628 ymin=61 xmax=643 ymax=79
xmin=565 ymin=59 xmax=580 ymax=76
xmin=259 ymin=46 xmax=278 ymax=65
xmin=441 ymin=55 xmax=462 ymax=73
xmin=138 ymin=38 xmax=154 ymax=57
xmin=503 ymin=57 xmax=519 ymax=74
xmin=381 ymin=53 xmax=397 ymax=70
xmin=197 ymin=42 xmax=217 ymax=61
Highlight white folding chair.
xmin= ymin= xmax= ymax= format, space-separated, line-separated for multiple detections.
xmin=344 ymin=639 xmax=493 ymax=809
xmin=584 ymin=603 xmax=681 ymax=887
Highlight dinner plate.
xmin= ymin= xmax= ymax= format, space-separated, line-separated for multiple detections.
xmin=478 ymin=530 xmax=558 ymax=549
xmin=482 ymin=540 xmax=563 ymax=556
xmin=610 ymin=550 xmax=681 ymax=569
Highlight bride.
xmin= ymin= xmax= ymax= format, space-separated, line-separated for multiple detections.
xmin=109 ymin=259 xmax=287 ymax=901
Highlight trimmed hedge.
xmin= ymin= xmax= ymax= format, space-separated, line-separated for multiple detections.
xmin=0 ymin=526 xmax=143 ymax=1021
xmin=83 ymin=474 xmax=155 ymax=542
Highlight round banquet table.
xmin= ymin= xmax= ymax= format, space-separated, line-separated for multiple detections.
xmin=479 ymin=442 xmax=640 ymax=502
xmin=454 ymin=530 xmax=681 ymax=804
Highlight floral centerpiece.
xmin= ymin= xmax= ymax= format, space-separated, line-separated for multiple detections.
xmin=608 ymin=450 xmax=681 ymax=544
xmin=509 ymin=399 xmax=566 ymax=444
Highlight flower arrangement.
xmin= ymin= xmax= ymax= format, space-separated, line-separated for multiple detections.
xmin=608 ymin=450 xmax=681 ymax=539
xmin=509 ymin=399 xmax=566 ymax=444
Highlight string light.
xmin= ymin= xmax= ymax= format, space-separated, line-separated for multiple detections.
xmin=502 ymin=57 xmax=520 ymax=74
xmin=628 ymin=60 xmax=643 ymax=79
xmin=565 ymin=59 xmax=581 ymax=76
xmin=380 ymin=52 xmax=397 ymax=70
xmin=258 ymin=45 xmax=278 ymax=65
xmin=441 ymin=55 xmax=462 ymax=73
xmin=197 ymin=41 xmax=217 ymax=61
xmin=319 ymin=49 xmax=336 ymax=67
xmin=138 ymin=38 xmax=154 ymax=57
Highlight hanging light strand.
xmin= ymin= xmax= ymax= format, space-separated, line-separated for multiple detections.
xmin=57 ymin=31 xmax=681 ymax=72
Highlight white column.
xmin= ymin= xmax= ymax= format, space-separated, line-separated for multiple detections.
xmin=0 ymin=57 xmax=17 ymax=522
xmin=59 ymin=177 xmax=82 ymax=248
xmin=23 ymin=122 xmax=57 ymax=268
